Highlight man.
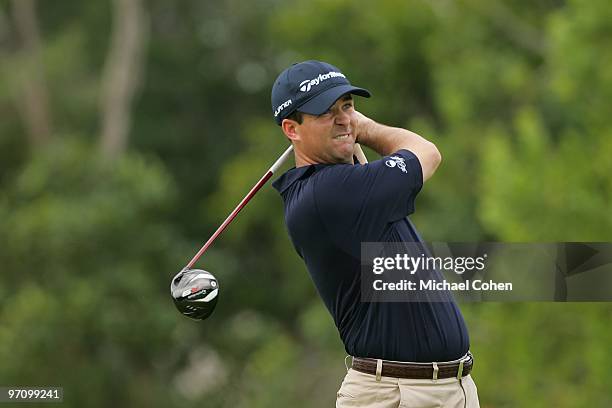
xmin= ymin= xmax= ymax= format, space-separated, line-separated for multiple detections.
xmin=271 ymin=60 xmax=480 ymax=407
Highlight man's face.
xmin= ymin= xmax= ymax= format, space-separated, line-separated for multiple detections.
xmin=291 ymin=95 xmax=357 ymax=165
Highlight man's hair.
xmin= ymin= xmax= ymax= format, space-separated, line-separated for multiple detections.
xmin=286 ymin=110 xmax=303 ymax=124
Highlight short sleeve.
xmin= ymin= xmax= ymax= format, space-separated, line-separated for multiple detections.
xmin=314 ymin=149 xmax=423 ymax=246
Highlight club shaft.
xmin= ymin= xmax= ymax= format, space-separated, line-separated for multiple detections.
xmin=353 ymin=143 xmax=367 ymax=164
xmin=185 ymin=145 xmax=294 ymax=269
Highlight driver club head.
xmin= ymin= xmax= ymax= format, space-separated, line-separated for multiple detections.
xmin=171 ymin=268 xmax=219 ymax=320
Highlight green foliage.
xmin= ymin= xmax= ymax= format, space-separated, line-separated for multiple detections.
xmin=0 ymin=140 xmax=188 ymax=407
xmin=463 ymin=303 xmax=612 ymax=407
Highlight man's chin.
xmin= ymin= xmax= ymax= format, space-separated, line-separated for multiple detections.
xmin=322 ymin=143 xmax=356 ymax=164
xmin=337 ymin=144 xmax=356 ymax=162
xmin=335 ymin=152 xmax=355 ymax=165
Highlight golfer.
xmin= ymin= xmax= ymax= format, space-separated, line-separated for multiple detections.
xmin=271 ymin=60 xmax=480 ymax=408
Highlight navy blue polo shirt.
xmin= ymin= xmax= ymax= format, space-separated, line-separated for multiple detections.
xmin=272 ymin=149 xmax=469 ymax=362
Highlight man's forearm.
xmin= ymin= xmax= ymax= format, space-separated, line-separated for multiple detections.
xmin=354 ymin=112 xmax=442 ymax=181
xmin=355 ymin=113 xmax=430 ymax=156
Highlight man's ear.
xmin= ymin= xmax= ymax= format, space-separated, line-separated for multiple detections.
xmin=281 ymin=119 xmax=300 ymax=142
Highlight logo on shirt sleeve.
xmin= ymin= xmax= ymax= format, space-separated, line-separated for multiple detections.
xmin=385 ymin=156 xmax=407 ymax=173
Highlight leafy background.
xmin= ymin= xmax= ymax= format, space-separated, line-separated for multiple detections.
xmin=0 ymin=0 xmax=610 ymax=406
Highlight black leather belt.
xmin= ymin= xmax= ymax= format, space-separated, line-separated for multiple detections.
xmin=351 ymin=352 xmax=473 ymax=380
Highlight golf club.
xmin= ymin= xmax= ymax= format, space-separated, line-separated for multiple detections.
xmin=171 ymin=144 xmax=294 ymax=320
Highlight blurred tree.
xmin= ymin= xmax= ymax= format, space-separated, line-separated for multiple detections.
xmin=9 ymin=0 xmax=52 ymax=147
xmin=5 ymin=0 xmax=51 ymax=148
xmin=0 ymin=0 xmax=610 ymax=407
xmin=0 ymin=140 xmax=193 ymax=407
xmin=100 ymin=0 xmax=149 ymax=159
xmin=478 ymin=0 xmax=612 ymax=240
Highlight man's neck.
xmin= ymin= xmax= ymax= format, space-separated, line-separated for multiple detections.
xmin=293 ymin=152 xmax=354 ymax=168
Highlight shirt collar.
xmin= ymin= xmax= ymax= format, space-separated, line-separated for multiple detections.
xmin=272 ymin=165 xmax=319 ymax=194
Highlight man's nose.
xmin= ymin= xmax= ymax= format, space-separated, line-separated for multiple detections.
xmin=335 ymin=109 xmax=350 ymax=126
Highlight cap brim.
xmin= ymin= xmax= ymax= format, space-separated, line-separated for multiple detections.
xmin=297 ymin=85 xmax=371 ymax=115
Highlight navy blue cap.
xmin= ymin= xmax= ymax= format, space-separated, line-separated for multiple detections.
xmin=271 ymin=60 xmax=371 ymax=125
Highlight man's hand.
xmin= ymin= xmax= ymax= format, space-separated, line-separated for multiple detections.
xmin=353 ymin=110 xmax=375 ymax=144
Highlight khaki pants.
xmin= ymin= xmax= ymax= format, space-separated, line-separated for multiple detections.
xmin=336 ymin=368 xmax=480 ymax=408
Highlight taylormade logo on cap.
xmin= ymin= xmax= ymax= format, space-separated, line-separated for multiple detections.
xmin=271 ymin=60 xmax=371 ymax=125
xmin=299 ymin=71 xmax=346 ymax=93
